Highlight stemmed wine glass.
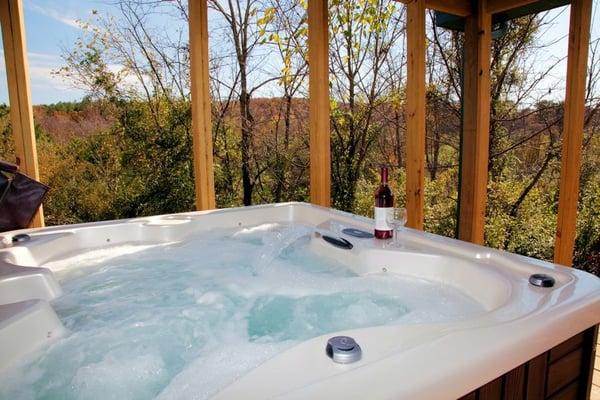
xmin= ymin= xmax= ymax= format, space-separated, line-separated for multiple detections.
xmin=386 ymin=208 xmax=407 ymax=246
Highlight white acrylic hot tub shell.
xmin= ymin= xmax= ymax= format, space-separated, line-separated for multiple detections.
xmin=0 ymin=202 xmax=599 ymax=400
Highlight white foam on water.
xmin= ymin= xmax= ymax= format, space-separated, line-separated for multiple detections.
xmin=155 ymin=340 xmax=293 ymax=400
xmin=71 ymin=352 xmax=167 ymax=400
xmin=45 ymin=243 xmax=170 ymax=275
xmin=0 ymin=223 xmax=485 ymax=400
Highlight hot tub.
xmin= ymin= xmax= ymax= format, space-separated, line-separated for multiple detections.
xmin=0 ymin=202 xmax=598 ymax=399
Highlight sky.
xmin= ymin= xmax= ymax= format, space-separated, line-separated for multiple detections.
xmin=0 ymin=0 xmax=109 ymax=104
xmin=0 ymin=0 xmax=598 ymax=105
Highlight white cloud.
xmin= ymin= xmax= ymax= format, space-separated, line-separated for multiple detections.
xmin=27 ymin=53 xmax=86 ymax=102
xmin=28 ymin=2 xmax=81 ymax=30
xmin=28 ymin=51 xmax=63 ymax=61
xmin=0 ymin=50 xmax=85 ymax=104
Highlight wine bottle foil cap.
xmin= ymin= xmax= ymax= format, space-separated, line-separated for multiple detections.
xmin=380 ymin=166 xmax=389 ymax=183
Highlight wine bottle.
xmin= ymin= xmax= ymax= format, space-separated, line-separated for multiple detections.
xmin=374 ymin=166 xmax=394 ymax=239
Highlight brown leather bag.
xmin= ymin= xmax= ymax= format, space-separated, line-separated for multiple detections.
xmin=0 ymin=160 xmax=49 ymax=232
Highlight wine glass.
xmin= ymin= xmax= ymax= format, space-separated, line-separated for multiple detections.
xmin=386 ymin=208 xmax=407 ymax=246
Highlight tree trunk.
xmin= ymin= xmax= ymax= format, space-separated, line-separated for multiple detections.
xmin=394 ymin=108 xmax=403 ymax=168
xmin=240 ymin=72 xmax=253 ymax=206
xmin=273 ymin=94 xmax=292 ymax=202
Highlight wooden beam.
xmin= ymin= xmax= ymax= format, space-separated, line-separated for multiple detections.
xmin=0 ymin=0 xmax=44 ymax=227
xmin=426 ymin=0 xmax=471 ymax=16
xmin=396 ymin=0 xmax=471 ymax=17
xmin=486 ymin=0 xmax=539 ymax=15
xmin=308 ymin=0 xmax=331 ymax=207
xmin=554 ymin=0 xmax=592 ymax=266
xmin=405 ymin=0 xmax=426 ymax=230
xmin=189 ymin=0 xmax=216 ymax=210
xmin=458 ymin=0 xmax=492 ymax=245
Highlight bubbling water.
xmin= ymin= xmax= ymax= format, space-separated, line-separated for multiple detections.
xmin=0 ymin=223 xmax=484 ymax=400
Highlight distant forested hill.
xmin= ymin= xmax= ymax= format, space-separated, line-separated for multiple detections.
xmin=32 ymin=101 xmax=115 ymax=144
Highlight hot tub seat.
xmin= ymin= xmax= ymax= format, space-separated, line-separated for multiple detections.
xmin=0 ymin=300 xmax=65 ymax=369
xmin=0 ymin=260 xmax=62 ymax=305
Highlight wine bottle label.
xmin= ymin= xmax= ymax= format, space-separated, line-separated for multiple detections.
xmin=374 ymin=207 xmax=392 ymax=231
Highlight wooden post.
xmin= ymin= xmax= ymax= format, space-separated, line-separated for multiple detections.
xmin=457 ymin=0 xmax=491 ymax=245
xmin=189 ymin=0 xmax=216 ymax=210
xmin=405 ymin=0 xmax=426 ymax=230
xmin=0 ymin=0 xmax=44 ymax=227
xmin=554 ymin=0 xmax=592 ymax=266
xmin=308 ymin=0 xmax=331 ymax=207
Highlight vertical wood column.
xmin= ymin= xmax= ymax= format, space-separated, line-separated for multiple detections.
xmin=405 ymin=0 xmax=426 ymax=230
xmin=308 ymin=0 xmax=331 ymax=207
xmin=0 ymin=0 xmax=43 ymax=227
xmin=189 ymin=0 xmax=216 ymax=210
xmin=458 ymin=0 xmax=491 ymax=245
xmin=554 ymin=0 xmax=592 ymax=266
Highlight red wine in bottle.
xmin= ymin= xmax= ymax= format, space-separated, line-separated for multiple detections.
xmin=374 ymin=166 xmax=394 ymax=239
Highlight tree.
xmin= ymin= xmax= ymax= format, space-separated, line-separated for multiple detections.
xmin=210 ymin=0 xmax=278 ymax=206
xmin=57 ymin=1 xmax=197 ymax=216
xmin=256 ymin=0 xmax=309 ymax=202
xmin=328 ymin=0 xmax=404 ymax=211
